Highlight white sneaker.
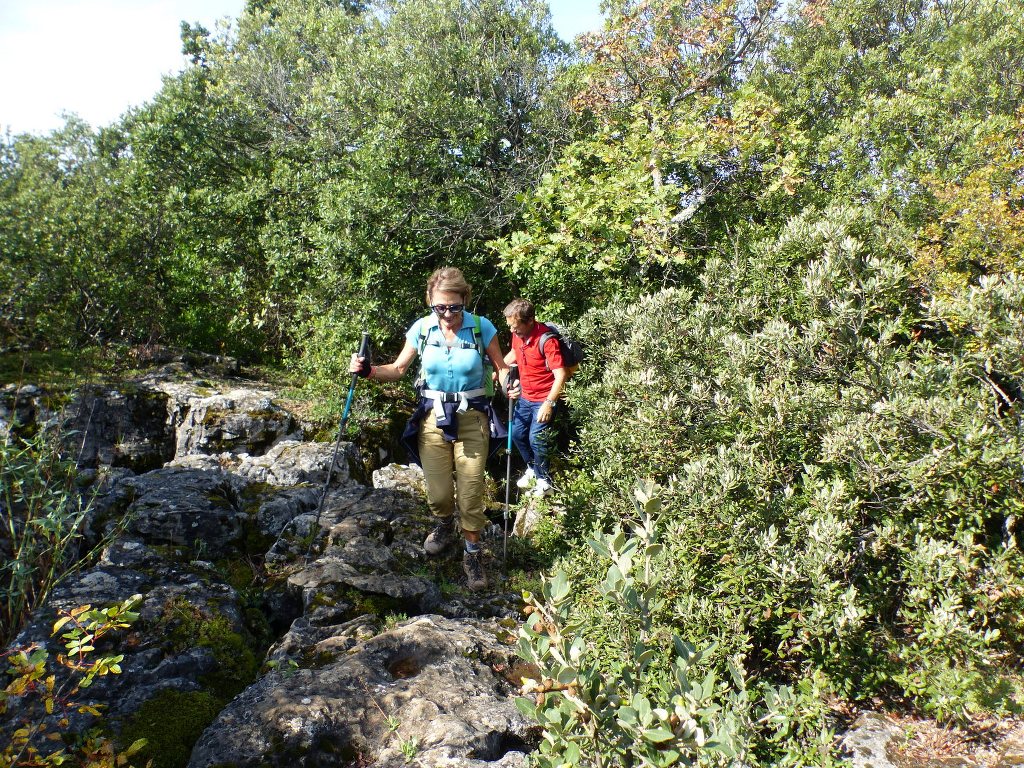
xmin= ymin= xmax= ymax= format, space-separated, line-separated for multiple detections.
xmin=516 ymin=467 xmax=536 ymax=489
xmin=530 ymin=477 xmax=553 ymax=497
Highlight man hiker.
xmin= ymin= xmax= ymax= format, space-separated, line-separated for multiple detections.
xmin=502 ymin=299 xmax=567 ymax=497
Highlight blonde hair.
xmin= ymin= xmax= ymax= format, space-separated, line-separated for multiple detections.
xmin=426 ymin=267 xmax=472 ymax=305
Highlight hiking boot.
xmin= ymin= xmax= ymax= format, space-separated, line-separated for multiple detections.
xmin=424 ymin=516 xmax=456 ymax=555
xmin=463 ymin=548 xmax=488 ymax=591
xmin=516 ymin=467 xmax=536 ymax=489
xmin=530 ymin=477 xmax=553 ymax=497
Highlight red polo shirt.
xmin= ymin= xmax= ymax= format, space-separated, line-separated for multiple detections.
xmin=511 ymin=322 xmax=566 ymax=402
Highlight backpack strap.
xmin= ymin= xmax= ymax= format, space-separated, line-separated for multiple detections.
xmin=415 ymin=315 xmax=438 ymax=388
xmin=537 ymin=323 xmax=560 ymax=372
xmin=471 ymin=314 xmax=485 ymax=361
xmin=416 ymin=315 xmax=439 ymax=355
xmin=471 ymin=314 xmax=495 ymax=396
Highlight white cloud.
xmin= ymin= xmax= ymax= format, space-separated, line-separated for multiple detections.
xmin=0 ymin=0 xmax=603 ymax=138
xmin=0 ymin=0 xmax=242 ymax=136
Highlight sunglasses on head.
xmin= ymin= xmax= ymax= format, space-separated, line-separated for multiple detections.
xmin=431 ymin=303 xmax=465 ymax=315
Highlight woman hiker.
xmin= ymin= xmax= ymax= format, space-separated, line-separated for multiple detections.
xmin=350 ymin=267 xmax=511 ymax=591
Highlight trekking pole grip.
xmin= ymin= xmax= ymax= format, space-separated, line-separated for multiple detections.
xmin=358 ymin=332 xmax=371 ymax=362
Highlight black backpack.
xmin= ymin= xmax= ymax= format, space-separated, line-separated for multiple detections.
xmin=538 ymin=322 xmax=583 ymax=376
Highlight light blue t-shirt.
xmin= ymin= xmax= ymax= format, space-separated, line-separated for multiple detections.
xmin=406 ymin=312 xmax=497 ymax=393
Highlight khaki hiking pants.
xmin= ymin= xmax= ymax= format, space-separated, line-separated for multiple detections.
xmin=418 ymin=409 xmax=488 ymax=533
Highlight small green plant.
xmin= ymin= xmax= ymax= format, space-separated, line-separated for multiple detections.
xmin=0 ymin=594 xmax=147 ymax=767
xmin=383 ymin=612 xmax=408 ymax=630
xmin=399 ymin=736 xmax=420 ymax=761
xmin=265 ymin=658 xmax=300 ymax=677
xmin=0 ymin=428 xmax=101 ymax=645
xmin=516 ymin=482 xmax=752 ymax=767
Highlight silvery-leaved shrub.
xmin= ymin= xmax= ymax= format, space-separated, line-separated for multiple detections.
xmin=549 ymin=205 xmax=1024 ymax=760
xmin=517 ymin=482 xmax=760 ymax=767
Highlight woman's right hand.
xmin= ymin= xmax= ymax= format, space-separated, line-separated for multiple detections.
xmin=351 ymin=354 xmax=370 ymax=378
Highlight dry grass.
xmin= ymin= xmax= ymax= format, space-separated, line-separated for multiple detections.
xmin=893 ymin=715 xmax=1024 ymax=767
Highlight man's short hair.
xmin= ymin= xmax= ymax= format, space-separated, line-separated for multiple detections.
xmin=503 ymin=298 xmax=535 ymax=322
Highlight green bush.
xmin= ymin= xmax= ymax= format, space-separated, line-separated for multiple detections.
xmin=518 ymin=482 xmax=837 ymax=767
xmin=543 ymin=206 xmax=1024 ymax=761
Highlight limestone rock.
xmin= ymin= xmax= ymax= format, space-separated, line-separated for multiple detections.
xmin=254 ymin=485 xmax=321 ymax=539
xmin=171 ymin=440 xmax=360 ymax=489
xmin=372 ymin=462 xmax=426 ymax=496
xmin=118 ymin=467 xmax=250 ymax=557
xmin=0 ymin=383 xmax=56 ymax=438
xmin=174 ymin=389 xmax=302 ymax=458
xmin=840 ymin=713 xmax=903 ymax=768
xmin=998 ymin=729 xmax=1024 ymax=767
xmin=236 ymin=440 xmax=360 ymax=487
xmin=188 ymin=615 xmax=536 ymax=768
xmin=6 ymin=545 xmax=274 ymax=741
xmin=285 ymin=495 xmax=442 ymax=624
xmin=513 ymin=502 xmax=543 ymax=538
xmin=4 ymin=365 xmax=540 ymax=768
xmin=266 ymin=614 xmax=381 ymax=665
xmin=63 ymin=384 xmax=175 ymax=472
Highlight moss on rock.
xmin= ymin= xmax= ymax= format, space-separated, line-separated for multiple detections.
xmin=117 ymin=689 xmax=224 ymax=768
xmin=159 ymin=597 xmax=261 ymax=701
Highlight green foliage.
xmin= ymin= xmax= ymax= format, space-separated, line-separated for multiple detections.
xmin=517 ymin=484 xmax=826 ymax=767
xmin=0 ymin=347 xmax=144 ymax=391
xmin=0 ymin=428 xmax=106 ymax=646
xmin=3 ymin=0 xmax=1024 ymax=760
xmin=750 ymin=0 xmax=1024 ymax=289
xmin=188 ymin=0 xmax=568 ymax=372
xmin=1 ymin=0 xmax=567 ymax=373
xmin=399 ymin=736 xmax=421 ymax=761
xmin=491 ymin=0 xmax=785 ymax=316
xmin=0 ymin=595 xmax=147 ymax=768
xmin=554 ymin=206 xmax=1024 ymax=750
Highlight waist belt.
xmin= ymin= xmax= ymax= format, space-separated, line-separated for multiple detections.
xmin=420 ymin=388 xmax=487 ymax=419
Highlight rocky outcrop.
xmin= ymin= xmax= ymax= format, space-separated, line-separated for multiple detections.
xmin=62 ymin=384 xmax=176 ymax=472
xmin=840 ymin=713 xmax=903 ymax=768
xmin=4 ymin=359 xmax=533 ymax=768
xmin=190 ymin=615 xmax=532 ymax=768
xmin=118 ymin=468 xmax=250 ymax=557
xmin=170 ymin=439 xmax=362 ymax=488
xmin=174 ymin=389 xmax=301 ymax=458
xmin=9 ymin=534 xmax=270 ymax=738
xmin=0 ymin=384 xmax=55 ymax=438
xmin=372 ymin=462 xmax=426 ymax=496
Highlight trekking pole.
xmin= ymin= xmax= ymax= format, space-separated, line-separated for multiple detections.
xmin=503 ymin=363 xmax=519 ymax=569
xmin=305 ymin=332 xmax=371 ymax=561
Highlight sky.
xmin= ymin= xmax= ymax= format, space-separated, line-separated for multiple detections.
xmin=0 ymin=0 xmax=604 ymax=137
